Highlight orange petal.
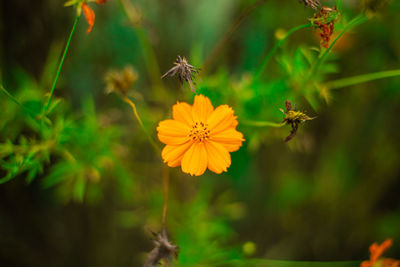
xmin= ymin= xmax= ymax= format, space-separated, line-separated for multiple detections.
xmin=157 ymin=119 xmax=190 ymax=136
xmin=161 ymin=142 xmax=192 ymax=167
xmin=207 ymin=105 xmax=237 ymax=134
xmin=205 ymin=141 xmax=231 ymax=174
xmin=96 ymin=0 xmax=108 ymax=4
xmin=210 ymin=128 xmax=244 ymax=152
xmin=173 ymin=101 xmax=193 ymax=126
xmin=370 ymin=239 xmax=393 ymax=262
xmin=381 ymin=259 xmax=400 ymax=267
xmin=82 ymin=3 xmax=95 ymax=34
xmin=192 ymin=94 xmax=214 ymax=122
xmin=360 ymin=261 xmax=371 ymax=267
xmin=181 ymin=142 xmax=207 ymax=176
xmin=157 ymin=119 xmax=190 ymax=145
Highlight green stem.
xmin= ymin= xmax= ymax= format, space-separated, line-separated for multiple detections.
xmin=242 ymin=120 xmax=284 ymax=127
xmin=325 ymin=69 xmax=400 ymax=89
xmin=255 ymin=23 xmax=311 ymax=81
xmin=1 ymin=84 xmax=24 ymax=108
xmin=308 ymin=14 xmax=367 ymax=79
xmin=336 ymin=0 xmax=343 ymax=13
xmin=119 ymin=0 xmax=163 ymax=91
xmin=0 ymin=84 xmax=35 ymax=115
xmin=43 ymin=15 xmax=79 ymax=114
xmin=135 ymin=28 xmax=163 ymax=90
xmin=122 ymin=96 xmax=160 ymax=153
xmin=202 ymin=0 xmax=267 ymax=74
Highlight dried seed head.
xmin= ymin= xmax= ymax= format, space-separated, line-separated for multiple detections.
xmin=105 ymin=65 xmax=138 ymax=96
xmin=161 ymin=56 xmax=200 ymax=93
xmin=310 ymin=6 xmax=339 ymax=48
xmin=143 ymin=228 xmax=179 ymax=267
xmin=298 ymin=0 xmax=321 ymax=10
xmin=280 ymin=100 xmax=314 ymax=142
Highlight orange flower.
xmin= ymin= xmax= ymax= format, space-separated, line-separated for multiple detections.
xmin=361 ymin=239 xmax=400 ymax=267
xmin=157 ymin=95 xmax=244 ymax=176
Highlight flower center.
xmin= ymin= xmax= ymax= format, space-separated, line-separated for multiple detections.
xmin=188 ymin=121 xmax=210 ymax=142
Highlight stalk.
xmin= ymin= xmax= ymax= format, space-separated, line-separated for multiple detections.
xmin=122 ymin=95 xmax=160 ymax=153
xmin=43 ymin=16 xmax=79 ymax=114
xmin=242 ymin=120 xmax=284 ymax=127
xmin=325 ymin=69 xmax=400 ymax=89
xmin=202 ymin=0 xmax=268 ymax=74
xmin=255 ymin=23 xmax=311 ymax=81
xmin=0 ymin=84 xmax=36 ymax=116
xmin=161 ymin=166 xmax=169 ymax=229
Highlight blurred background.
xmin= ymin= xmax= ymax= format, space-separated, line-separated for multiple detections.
xmin=1 ymin=0 xmax=400 ymax=266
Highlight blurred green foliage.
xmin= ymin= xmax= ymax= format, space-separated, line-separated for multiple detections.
xmin=1 ymin=0 xmax=400 ymax=266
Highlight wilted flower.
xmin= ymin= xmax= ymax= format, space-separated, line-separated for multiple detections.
xmin=157 ymin=95 xmax=244 ymax=176
xmin=280 ymin=100 xmax=314 ymax=142
xmin=64 ymin=0 xmax=108 ymax=33
xmin=143 ymin=229 xmax=178 ymax=267
xmin=104 ymin=65 xmax=138 ymax=96
xmin=310 ymin=6 xmax=339 ymax=48
xmin=161 ymin=56 xmax=199 ymax=93
xmin=298 ymin=0 xmax=321 ymax=10
xmin=361 ymin=239 xmax=400 ymax=267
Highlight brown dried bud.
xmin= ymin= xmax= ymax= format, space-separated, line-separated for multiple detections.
xmin=298 ymin=0 xmax=321 ymax=10
xmin=143 ymin=228 xmax=179 ymax=267
xmin=280 ymin=100 xmax=315 ymax=142
xmin=161 ymin=56 xmax=200 ymax=93
xmin=104 ymin=65 xmax=138 ymax=96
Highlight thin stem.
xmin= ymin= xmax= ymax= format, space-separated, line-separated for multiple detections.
xmin=1 ymin=84 xmax=35 ymax=115
xmin=336 ymin=0 xmax=343 ymax=13
xmin=202 ymin=0 xmax=268 ymax=74
xmin=122 ymin=95 xmax=160 ymax=153
xmin=325 ymin=69 xmax=400 ymax=89
xmin=119 ymin=0 xmax=164 ymax=91
xmin=161 ymin=165 xmax=169 ymax=229
xmin=242 ymin=119 xmax=284 ymax=127
xmin=255 ymin=23 xmax=311 ymax=81
xmin=43 ymin=16 xmax=79 ymax=114
xmin=1 ymin=84 xmax=24 ymax=109
xmin=308 ymin=14 xmax=367 ymax=79
xmin=136 ymin=29 xmax=163 ymax=89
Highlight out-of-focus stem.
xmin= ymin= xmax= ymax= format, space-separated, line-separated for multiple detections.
xmin=119 ymin=0 xmax=163 ymax=90
xmin=1 ymin=84 xmax=24 ymax=109
xmin=122 ymin=95 xmax=160 ymax=153
xmin=242 ymin=120 xmax=284 ymax=127
xmin=202 ymin=0 xmax=268 ymax=74
xmin=135 ymin=29 xmax=163 ymax=89
xmin=43 ymin=16 xmax=79 ymax=114
xmin=0 ymin=83 xmax=38 ymax=117
xmin=336 ymin=0 xmax=343 ymax=13
xmin=255 ymin=23 xmax=311 ymax=81
xmin=161 ymin=165 xmax=169 ymax=229
xmin=325 ymin=69 xmax=400 ymax=89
